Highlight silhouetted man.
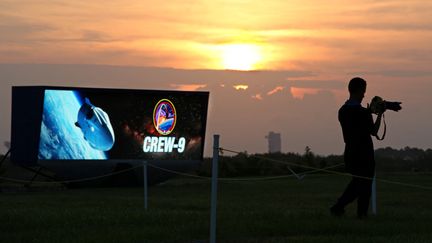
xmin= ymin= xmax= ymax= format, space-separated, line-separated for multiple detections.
xmin=330 ymin=77 xmax=383 ymax=218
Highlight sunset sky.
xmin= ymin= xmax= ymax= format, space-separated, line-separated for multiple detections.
xmin=1 ymin=0 xmax=432 ymax=156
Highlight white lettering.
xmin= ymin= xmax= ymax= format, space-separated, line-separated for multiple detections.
xmin=157 ymin=137 xmax=164 ymax=152
xmin=143 ymin=137 xmax=151 ymax=152
xmin=178 ymin=137 xmax=186 ymax=153
xmin=150 ymin=137 xmax=158 ymax=152
xmin=142 ymin=136 xmax=187 ymax=153
xmin=164 ymin=137 xmax=176 ymax=152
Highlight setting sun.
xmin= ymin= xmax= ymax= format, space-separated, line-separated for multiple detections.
xmin=220 ymin=44 xmax=262 ymax=71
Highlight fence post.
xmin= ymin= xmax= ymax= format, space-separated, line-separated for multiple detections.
xmin=210 ymin=135 xmax=220 ymax=243
xmin=143 ymin=160 xmax=148 ymax=210
xmin=371 ymin=175 xmax=377 ymax=215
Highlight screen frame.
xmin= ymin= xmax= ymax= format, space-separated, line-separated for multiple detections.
xmin=11 ymin=86 xmax=209 ymax=165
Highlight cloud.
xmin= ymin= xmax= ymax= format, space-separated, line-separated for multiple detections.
xmin=290 ymin=87 xmax=320 ymax=100
xmin=259 ymin=1 xmax=432 ymax=32
xmin=233 ymin=85 xmax=248 ymax=90
xmin=170 ymin=84 xmax=207 ymax=91
xmin=336 ymin=2 xmax=432 ymax=31
xmin=74 ymin=30 xmax=118 ymax=43
xmin=348 ymin=70 xmax=432 ymax=78
xmin=0 ymin=14 xmax=55 ymax=42
xmin=287 ymin=80 xmax=345 ymax=90
xmin=267 ymin=86 xmax=284 ymax=96
xmin=287 ymin=80 xmax=347 ymax=101
xmin=252 ymin=93 xmax=263 ymax=100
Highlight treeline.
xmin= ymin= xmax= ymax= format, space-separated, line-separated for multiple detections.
xmin=375 ymin=147 xmax=432 ymax=172
xmin=198 ymin=146 xmax=432 ymax=177
xmin=198 ymin=146 xmax=345 ymax=177
xmin=2 ymin=146 xmax=431 ymax=178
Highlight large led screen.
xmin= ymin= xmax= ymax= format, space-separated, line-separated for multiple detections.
xmin=37 ymin=88 xmax=209 ymax=161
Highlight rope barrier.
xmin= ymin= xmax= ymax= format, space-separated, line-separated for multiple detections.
xmin=148 ymin=163 xmax=302 ymax=182
xmin=1 ymin=147 xmax=432 ymax=190
xmin=219 ymin=147 xmax=432 ymax=191
xmin=146 ymin=163 xmax=210 ymax=180
xmin=0 ymin=161 xmax=343 ymax=185
xmin=146 ymin=161 xmax=344 ymax=182
xmin=0 ymin=164 xmax=143 ymax=184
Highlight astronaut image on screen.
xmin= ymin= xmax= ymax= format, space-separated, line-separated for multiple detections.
xmin=75 ymin=98 xmax=115 ymax=151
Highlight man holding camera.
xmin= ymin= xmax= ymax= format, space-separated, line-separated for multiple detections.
xmin=330 ymin=77 xmax=401 ymax=218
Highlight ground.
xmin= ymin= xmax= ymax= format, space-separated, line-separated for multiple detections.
xmin=1 ymin=173 xmax=432 ymax=243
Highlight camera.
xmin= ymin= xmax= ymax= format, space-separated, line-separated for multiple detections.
xmin=369 ymin=96 xmax=402 ymax=114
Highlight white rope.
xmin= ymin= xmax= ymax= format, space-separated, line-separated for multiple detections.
xmin=0 ymin=165 xmax=142 ymax=184
xmin=220 ymin=147 xmax=432 ymax=191
xmin=2 ymin=148 xmax=432 ymax=191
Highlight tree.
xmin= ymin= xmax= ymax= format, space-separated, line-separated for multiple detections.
xmin=303 ymin=146 xmax=315 ymax=167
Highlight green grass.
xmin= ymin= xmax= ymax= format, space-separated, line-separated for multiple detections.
xmin=1 ymin=173 xmax=432 ymax=242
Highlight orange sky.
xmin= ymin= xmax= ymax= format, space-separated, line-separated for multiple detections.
xmin=2 ymin=1 xmax=431 ymax=73
xmin=1 ymin=1 xmax=432 ymax=155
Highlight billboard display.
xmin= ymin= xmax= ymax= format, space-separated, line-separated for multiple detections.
xmin=11 ymin=86 xmax=209 ymax=164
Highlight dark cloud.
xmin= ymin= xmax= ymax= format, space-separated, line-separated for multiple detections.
xmin=6 ymin=30 xmax=122 ymax=44
xmin=79 ymin=30 xmax=116 ymax=43
xmin=348 ymin=69 xmax=432 ymax=78
xmin=0 ymin=14 xmax=55 ymax=42
xmin=374 ymin=49 xmax=432 ymax=63
xmin=287 ymin=80 xmax=345 ymax=90
xmin=261 ymin=1 xmax=432 ymax=32
xmin=342 ymin=2 xmax=432 ymax=17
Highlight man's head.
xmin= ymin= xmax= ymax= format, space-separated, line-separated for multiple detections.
xmin=348 ymin=77 xmax=366 ymax=102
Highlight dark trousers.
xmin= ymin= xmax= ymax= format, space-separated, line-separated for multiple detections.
xmin=335 ymin=169 xmax=374 ymax=217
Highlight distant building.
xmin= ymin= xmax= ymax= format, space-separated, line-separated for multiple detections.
xmin=265 ymin=132 xmax=281 ymax=153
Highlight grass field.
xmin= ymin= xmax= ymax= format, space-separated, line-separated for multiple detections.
xmin=1 ymin=173 xmax=432 ymax=243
